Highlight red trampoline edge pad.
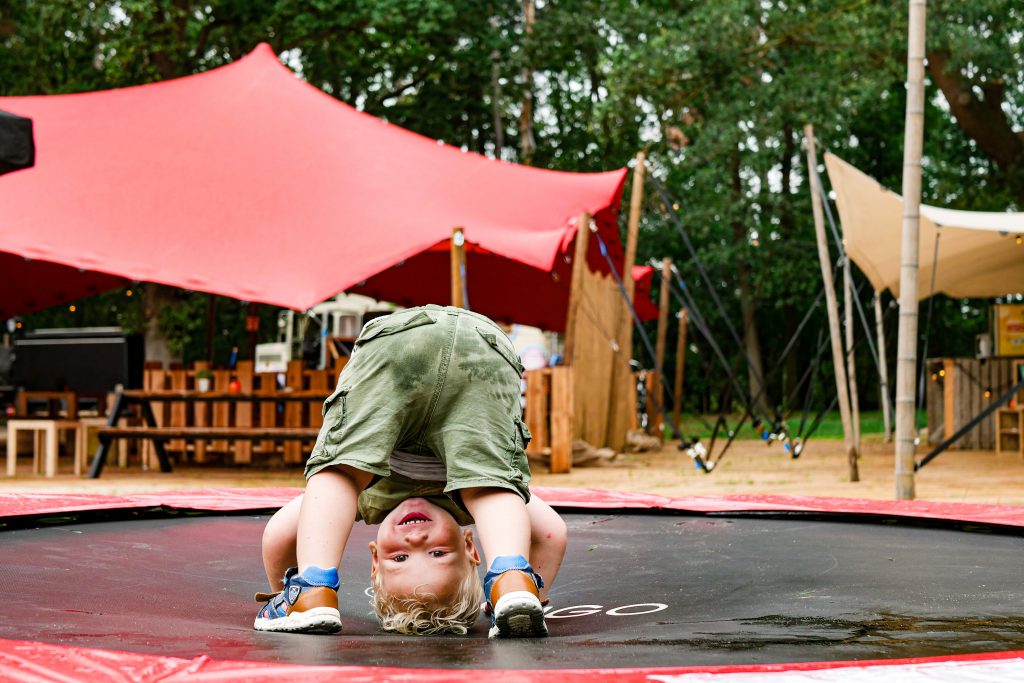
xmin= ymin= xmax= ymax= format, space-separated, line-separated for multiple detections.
xmin=4 ymin=486 xmax=1024 ymax=529
xmin=1 ymin=635 xmax=1024 ymax=682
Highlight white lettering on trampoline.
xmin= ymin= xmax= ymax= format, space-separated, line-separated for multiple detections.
xmin=605 ymin=603 xmax=669 ymax=616
xmin=545 ymin=605 xmax=604 ymax=619
xmin=545 ymin=603 xmax=669 ymax=618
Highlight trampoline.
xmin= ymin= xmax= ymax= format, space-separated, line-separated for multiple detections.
xmin=3 ymin=488 xmax=1024 ymax=681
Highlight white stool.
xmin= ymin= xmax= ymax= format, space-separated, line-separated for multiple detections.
xmin=6 ymin=419 xmax=82 ymax=477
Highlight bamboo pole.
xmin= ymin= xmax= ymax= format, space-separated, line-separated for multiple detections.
xmin=450 ymin=227 xmax=466 ymax=309
xmin=673 ymin=309 xmax=689 ymax=429
xmin=606 ymin=151 xmax=646 ymax=450
xmin=804 ymin=124 xmax=859 ymax=482
xmin=875 ymin=292 xmax=893 ymax=442
xmin=844 ymin=261 xmax=862 ymax=448
xmin=895 ymin=0 xmax=927 ymax=500
xmin=651 ymin=257 xmax=672 ymax=435
xmin=562 ymin=213 xmax=591 ymax=364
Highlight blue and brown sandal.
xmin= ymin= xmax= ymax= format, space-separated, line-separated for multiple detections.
xmin=253 ymin=566 xmax=342 ymax=634
xmin=484 ymin=555 xmax=547 ymax=638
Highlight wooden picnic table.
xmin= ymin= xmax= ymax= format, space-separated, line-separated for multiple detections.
xmin=87 ymin=389 xmax=331 ymax=478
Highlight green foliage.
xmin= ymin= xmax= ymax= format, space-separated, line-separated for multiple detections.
xmin=22 ymin=288 xmax=145 ymax=333
xmin=2 ymin=0 xmax=1020 ymax=414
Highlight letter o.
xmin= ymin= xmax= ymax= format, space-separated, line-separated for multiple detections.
xmin=605 ymin=603 xmax=668 ymax=616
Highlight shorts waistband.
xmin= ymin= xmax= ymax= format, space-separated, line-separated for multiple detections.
xmin=420 ymin=304 xmax=506 ymax=332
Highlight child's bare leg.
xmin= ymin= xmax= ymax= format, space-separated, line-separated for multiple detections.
xmin=262 ymin=494 xmax=302 ymax=589
xmin=296 ymin=465 xmax=373 ymax=572
xmin=460 ymin=488 xmax=530 ymax=559
xmin=461 ymin=487 xmax=546 ymax=637
xmin=526 ymin=496 xmax=567 ymax=603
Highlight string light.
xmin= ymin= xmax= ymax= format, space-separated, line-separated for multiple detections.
xmin=126 ymin=289 xmax=133 ymax=297
xmin=68 ymin=305 xmax=76 ymax=312
xmin=938 ymin=369 xmax=946 ymax=377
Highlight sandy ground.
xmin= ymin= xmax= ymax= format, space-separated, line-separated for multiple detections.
xmin=2 ymin=436 xmax=1022 ymax=506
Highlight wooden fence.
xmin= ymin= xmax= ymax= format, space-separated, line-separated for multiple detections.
xmin=140 ymin=358 xmax=343 ymax=466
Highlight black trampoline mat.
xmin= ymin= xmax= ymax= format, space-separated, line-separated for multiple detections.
xmin=4 ymin=512 xmax=1024 ymax=669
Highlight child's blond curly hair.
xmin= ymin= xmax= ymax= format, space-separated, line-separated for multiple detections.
xmin=371 ymin=565 xmax=483 ymax=635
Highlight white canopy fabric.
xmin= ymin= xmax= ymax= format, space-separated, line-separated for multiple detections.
xmin=824 ymin=153 xmax=1024 ymax=299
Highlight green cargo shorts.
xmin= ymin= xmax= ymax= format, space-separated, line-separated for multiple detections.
xmin=305 ymin=305 xmax=532 ymax=503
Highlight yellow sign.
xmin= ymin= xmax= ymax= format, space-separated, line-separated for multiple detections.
xmin=996 ymin=304 xmax=1024 ymax=356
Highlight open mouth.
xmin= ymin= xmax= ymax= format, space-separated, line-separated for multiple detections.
xmin=398 ymin=511 xmax=431 ymax=526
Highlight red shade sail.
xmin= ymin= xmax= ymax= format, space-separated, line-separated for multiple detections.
xmin=631 ymin=265 xmax=659 ymax=322
xmin=0 ymin=44 xmax=631 ymax=331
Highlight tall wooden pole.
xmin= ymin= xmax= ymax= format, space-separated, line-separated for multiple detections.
xmin=622 ymin=152 xmax=645 ymax=305
xmin=875 ymin=292 xmax=893 ymax=442
xmin=651 ymin=257 xmax=672 ymax=435
xmin=844 ymin=262 xmax=862 ymax=448
xmin=895 ymin=0 xmax=927 ymax=500
xmin=804 ymin=124 xmax=859 ymax=482
xmin=606 ymin=152 xmax=646 ymax=450
xmin=673 ymin=310 xmax=689 ymax=429
xmin=562 ymin=213 xmax=591 ymax=364
xmin=450 ymin=227 xmax=466 ymax=309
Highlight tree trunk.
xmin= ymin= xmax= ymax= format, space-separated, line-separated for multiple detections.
xmin=142 ymin=285 xmax=181 ymax=367
xmin=927 ymin=49 xmax=1024 ymax=204
xmin=490 ymin=18 xmax=505 ymax=157
xmin=730 ymin=152 xmax=769 ymax=414
xmin=518 ymin=0 xmax=536 ymax=165
xmin=779 ymin=121 xmax=800 ymax=404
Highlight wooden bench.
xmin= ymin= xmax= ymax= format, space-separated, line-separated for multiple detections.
xmin=94 ymin=426 xmax=322 ymax=475
xmin=88 ymin=389 xmax=331 ymax=478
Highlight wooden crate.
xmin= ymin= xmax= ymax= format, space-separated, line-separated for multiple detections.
xmin=995 ymin=408 xmax=1023 ymax=456
xmin=523 ymin=367 xmax=574 ymax=474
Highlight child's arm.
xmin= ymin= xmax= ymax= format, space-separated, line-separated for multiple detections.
xmin=526 ymin=496 xmax=567 ymax=604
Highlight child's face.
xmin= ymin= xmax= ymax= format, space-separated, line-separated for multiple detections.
xmin=369 ymin=497 xmax=480 ymax=603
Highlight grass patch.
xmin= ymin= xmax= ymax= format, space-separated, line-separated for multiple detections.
xmin=673 ymin=410 xmax=923 ymax=441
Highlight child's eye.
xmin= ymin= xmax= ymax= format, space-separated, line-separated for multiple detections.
xmin=430 ymin=550 xmax=447 ymax=558
xmin=392 ymin=554 xmax=408 ymax=562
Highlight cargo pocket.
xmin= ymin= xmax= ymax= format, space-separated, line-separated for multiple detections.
xmin=321 ymin=384 xmax=350 ymax=420
xmin=517 ymin=415 xmax=533 ymax=451
xmin=508 ymin=415 xmax=532 ymax=489
xmin=355 ymin=310 xmax=436 ymax=346
xmin=476 ymin=327 xmax=525 ymax=376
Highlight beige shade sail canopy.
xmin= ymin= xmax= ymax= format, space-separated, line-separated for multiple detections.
xmin=824 ymin=153 xmax=1024 ymax=299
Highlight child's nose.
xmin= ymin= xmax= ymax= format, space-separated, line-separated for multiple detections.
xmin=403 ymin=529 xmax=428 ymax=545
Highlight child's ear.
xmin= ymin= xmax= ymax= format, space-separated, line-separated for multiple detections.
xmin=463 ymin=529 xmax=481 ymax=566
xmin=368 ymin=541 xmax=379 ymax=577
